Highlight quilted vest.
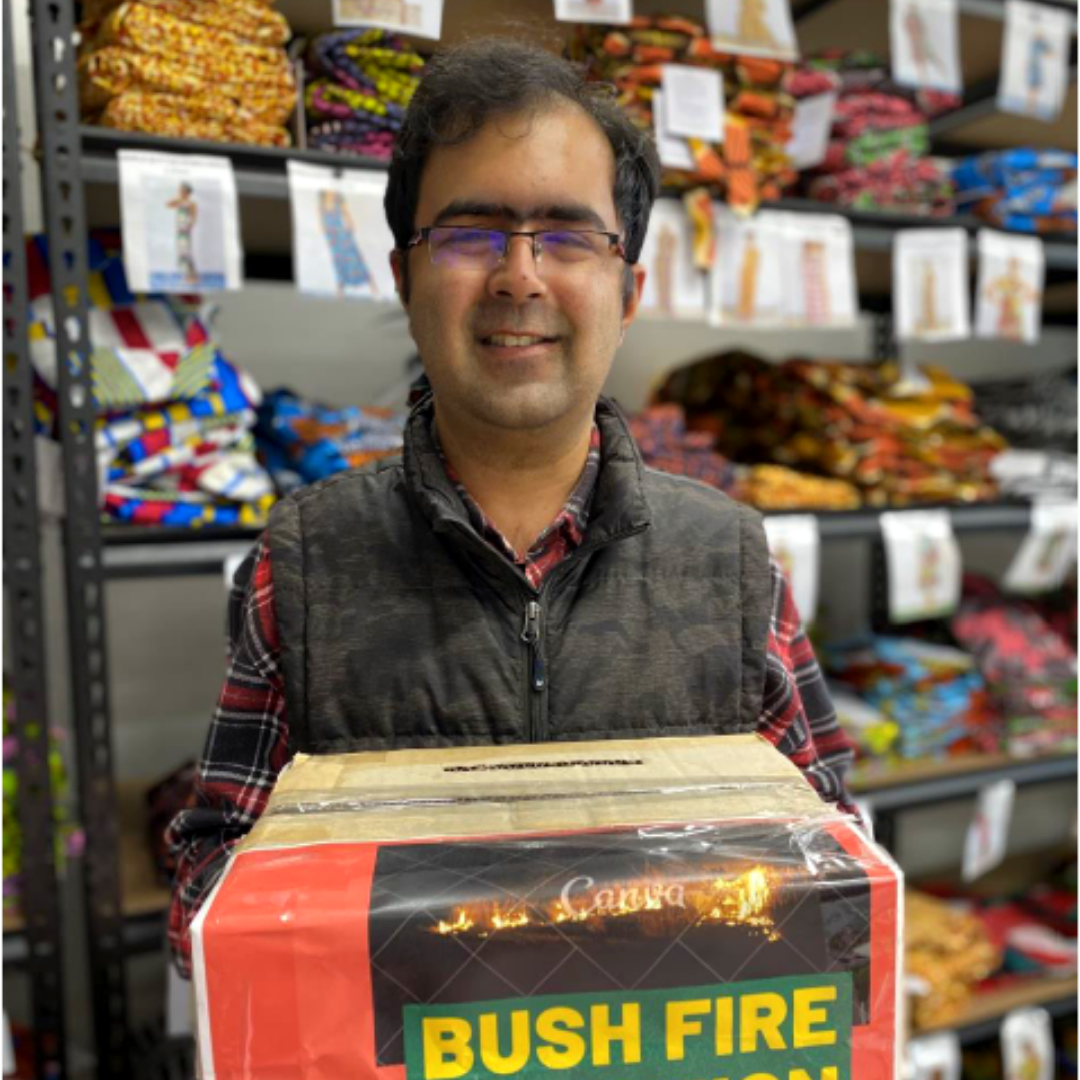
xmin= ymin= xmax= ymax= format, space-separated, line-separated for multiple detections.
xmin=268 ymin=395 xmax=772 ymax=754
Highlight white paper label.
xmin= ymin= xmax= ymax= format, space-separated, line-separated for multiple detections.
xmin=880 ymin=510 xmax=963 ymax=622
xmin=975 ymin=229 xmax=1045 ymax=344
xmin=763 ymin=514 xmax=821 ymax=623
xmin=661 ymin=64 xmax=725 ymax=143
xmin=118 ymin=150 xmax=243 ymax=294
xmin=652 ymin=90 xmax=696 ymax=171
xmin=706 ymin=0 xmax=799 ymax=61
xmin=710 ymin=206 xmax=787 ymax=325
xmin=1004 ymin=499 xmax=1078 ymax=594
xmin=786 ymin=91 xmax=838 ymax=170
xmin=907 ymin=1031 xmax=962 ymax=1080
xmin=287 ymin=163 xmax=398 ymax=302
xmin=638 ymin=198 xmax=709 ymax=319
xmin=963 ymin=778 xmax=1016 ymax=882
xmin=166 ymin=961 xmax=194 ymax=1037
xmin=332 ymin=0 xmax=443 ymax=38
xmin=554 ymin=0 xmax=633 ymax=24
xmin=890 ymin=0 xmax=963 ymax=94
xmin=778 ymin=211 xmax=858 ymax=327
xmin=894 ymin=228 xmax=971 ymax=342
xmin=1001 ymin=1007 xmax=1056 ymax=1080
xmin=999 ymin=0 xmax=1073 ymax=121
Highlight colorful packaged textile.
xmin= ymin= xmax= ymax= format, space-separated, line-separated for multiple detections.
xmin=950 ymin=576 xmax=1077 ymax=757
xmin=653 ymin=351 xmax=1007 ymax=507
xmin=793 ymin=52 xmax=957 ymax=215
xmin=951 ymin=149 xmax=1078 ymax=234
xmin=30 ymin=231 xmax=276 ymax=529
xmin=304 ymin=28 xmax=423 ymax=160
xmin=825 ymin=637 xmax=1002 ymax=760
xmin=740 ymin=464 xmax=861 ymax=511
xmin=569 ymin=16 xmax=797 ymax=213
xmin=79 ymin=0 xmax=295 ymax=147
xmin=193 ymin=736 xmax=903 ymax=1080
xmin=255 ymin=388 xmax=406 ymax=492
xmin=3 ymin=688 xmax=83 ymax=922
xmin=625 ymin=403 xmax=740 ymax=495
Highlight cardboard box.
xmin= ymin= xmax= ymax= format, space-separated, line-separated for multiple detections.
xmin=193 ymin=735 xmax=902 ymax=1080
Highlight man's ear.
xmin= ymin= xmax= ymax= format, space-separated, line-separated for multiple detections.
xmin=620 ymin=263 xmax=647 ymax=339
xmin=390 ymin=249 xmax=409 ymax=308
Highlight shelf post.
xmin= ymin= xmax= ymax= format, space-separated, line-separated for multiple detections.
xmin=29 ymin=2 xmax=130 ymax=1076
xmin=3 ymin=4 xmax=68 ymax=1074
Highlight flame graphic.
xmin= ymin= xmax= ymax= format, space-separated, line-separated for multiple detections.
xmin=431 ymin=865 xmax=783 ymax=942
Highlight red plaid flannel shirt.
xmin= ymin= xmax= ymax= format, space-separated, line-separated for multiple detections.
xmin=167 ymin=424 xmax=855 ymax=976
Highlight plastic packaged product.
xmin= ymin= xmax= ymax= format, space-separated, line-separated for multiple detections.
xmin=193 ymin=735 xmax=902 ymax=1080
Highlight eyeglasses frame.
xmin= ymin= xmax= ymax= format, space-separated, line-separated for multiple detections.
xmin=405 ymin=224 xmax=628 ymax=268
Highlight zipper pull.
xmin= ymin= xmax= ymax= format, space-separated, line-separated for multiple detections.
xmin=521 ymin=600 xmax=546 ymax=691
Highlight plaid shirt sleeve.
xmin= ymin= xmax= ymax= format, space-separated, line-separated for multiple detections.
xmin=755 ymin=558 xmax=858 ymax=815
xmin=166 ymin=536 xmax=290 ymax=977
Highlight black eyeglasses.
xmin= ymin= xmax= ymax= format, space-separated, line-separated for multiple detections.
xmin=406 ymin=225 xmax=626 ymax=275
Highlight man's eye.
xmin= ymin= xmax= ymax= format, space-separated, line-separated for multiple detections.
xmin=542 ymin=231 xmax=600 ymax=257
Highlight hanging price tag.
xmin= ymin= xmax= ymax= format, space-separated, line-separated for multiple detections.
xmin=890 ymin=0 xmax=962 ymax=93
xmin=880 ymin=510 xmax=963 ymax=623
xmin=963 ymin=778 xmax=1016 ymax=882
xmin=118 ymin=150 xmax=243 ymax=294
xmin=894 ymin=229 xmax=971 ymax=342
xmin=778 ymin=212 xmax=858 ymax=327
xmin=332 ymin=0 xmax=443 ymax=38
xmin=907 ymin=1031 xmax=962 ymax=1080
xmin=975 ymin=229 xmax=1045 ymax=344
xmin=1004 ymin=499 xmax=1078 ymax=594
xmin=652 ymin=90 xmax=696 ymax=171
xmin=763 ymin=514 xmax=821 ymax=623
xmin=661 ymin=64 xmax=725 ymax=142
xmin=1001 ymin=1007 xmax=1056 ymax=1080
xmin=999 ymin=0 xmax=1073 ymax=121
xmin=554 ymin=0 xmax=633 ymax=24
xmin=638 ymin=198 xmax=708 ymax=319
xmin=706 ymin=0 xmax=799 ymax=61
xmin=785 ymin=91 xmax=838 ymax=170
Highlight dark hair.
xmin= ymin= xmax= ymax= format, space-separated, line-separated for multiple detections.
xmin=385 ymin=37 xmax=660 ymax=275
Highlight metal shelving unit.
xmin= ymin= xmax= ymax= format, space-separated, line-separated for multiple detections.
xmin=2 ymin=2 xmax=68 ymax=1075
xmin=21 ymin=1 xmax=1077 ymax=1075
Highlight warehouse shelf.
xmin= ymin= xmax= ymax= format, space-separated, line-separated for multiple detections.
xmin=78 ymin=127 xmax=1079 ymax=271
xmin=852 ymin=750 xmax=1078 ymax=812
xmin=912 ymin=973 xmax=1078 ymax=1045
xmin=97 ymin=499 xmax=1043 ymax=579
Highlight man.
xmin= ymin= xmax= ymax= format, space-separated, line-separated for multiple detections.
xmin=167 ymin=37 xmax=854 ymax=977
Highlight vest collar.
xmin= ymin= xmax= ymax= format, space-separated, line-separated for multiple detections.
xmin=402 ymin=394 xmax=651 ymax=548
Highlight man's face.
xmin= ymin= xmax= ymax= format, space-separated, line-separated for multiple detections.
xmin=393 ymin=103 xmax=645 ymax=435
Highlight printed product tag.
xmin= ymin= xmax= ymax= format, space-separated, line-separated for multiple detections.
xmin=962 ymin=778 xmax=1016 ymax=882
xmin=998 ymin=0 xmax=1073 ymax=121
xmin=778 ymin=212 xmax=858 ymax=328
xmin=710 ymin=207 xmax=788 ymax=326
xmin=661 ymin=64 xmax=726 ymax=143
xmin=118 ymin=150 xmax=243 ymax=294
xmin=287 ymin=162 xmax=397 ymax=302
xmin=332 ymin=0 xmax=443 ymax=38
xmin=638 ymin=198 xmax=709 ymax=319
xmin=890 ymin=0 xmax=963 ymax=93
xmin=786 ymin=92 xmax=838 ymax=170
xmin=554 ymin=0 xmax=633 ymax=24
xmin=706 ymin=0 xmax=800 ymax=61
xmin=907 ymin=1031 xmax=962 ymax=1080
xmin=763 ymin=514 xmax=821 ymax=623
xmin=1002 ymin=1007 xmax=1056 ymax=1080
xmin=652 ymin=90 xmax=697 ymax=171
xmin=893 ymin=229 xmax=971 ymax=341
xmin=879 ymin=510 xmax=963 ymax=622
xmin=1004 ymin=499 xmax=1078 ymax=594
xmin=975 ymin=229 xmax=1045 ymax=344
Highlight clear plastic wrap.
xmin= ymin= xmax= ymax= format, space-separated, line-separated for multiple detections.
xmin=192 ymin=736 xmax=902 ymax=1080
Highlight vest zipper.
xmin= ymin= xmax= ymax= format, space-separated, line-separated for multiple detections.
xmin=520 ymin=599 xmax=546 ymax=741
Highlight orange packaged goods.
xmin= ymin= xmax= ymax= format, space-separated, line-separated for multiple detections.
xmin=192 ymin=736 xmax=903 ymax=1080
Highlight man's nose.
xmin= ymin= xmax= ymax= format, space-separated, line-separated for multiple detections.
xmin=488 ymin=234 xmax=547 ymax=303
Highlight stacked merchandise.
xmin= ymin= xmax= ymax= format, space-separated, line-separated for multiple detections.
xmin=29 ymin=232 xmax=275 ymax=528
xmin=952 ymin=149 xmax=1078 ymax=234
xmin=78 ymin=0 xmax=296 ymax=147
xmin=255 ymin=389 xmax=405 ymax=494
xmin=905 ymin=890 xmax=1001 ymax=1030
xmin=625 ymin=403 xmax=740 ymax=495
xmin=792 ymin=52 xmax=957 ymax=215
xmin=3 ymin=687 xmax=82 ymax=922
xmin=653 ymin=351 xmax=1007 ymax=507
xmin=825 ymin=637 xmax=1002 ymax=760
xmin=951 ymin=576 xmax=1077 ymax=757
xmin=304 ymin=29 xmax=424 ymax=160
xmin=569 ymin=16 xmax=797 ymax=212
